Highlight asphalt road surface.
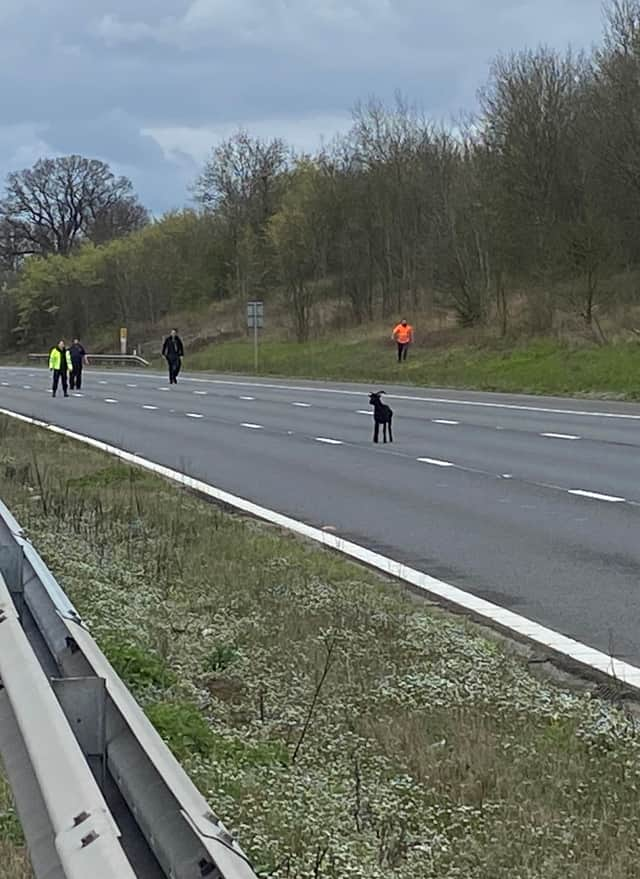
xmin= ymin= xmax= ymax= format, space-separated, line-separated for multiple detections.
xmin=2 ymin=365 xmax=640 ymax=663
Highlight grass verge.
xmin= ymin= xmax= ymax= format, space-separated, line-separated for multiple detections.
xmin=0 ymin=773 xmax=31 ymax=879
xmin=186 ymin=337 xmax=640 ymax=400
xmin=1 ymin=414 xmax=640 ymax=878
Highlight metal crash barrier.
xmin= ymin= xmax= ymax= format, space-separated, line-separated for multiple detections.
xmin=0 ymin=498 xmax=258 ymax=879
xmin=28 ymin=354 xmax=150 ymax=366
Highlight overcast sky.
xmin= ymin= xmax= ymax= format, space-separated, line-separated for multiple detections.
xmin=0 ymin=1 xmax=606 ymax=214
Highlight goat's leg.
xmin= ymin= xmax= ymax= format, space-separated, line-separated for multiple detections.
xmin=383 ymin=422 xmax=388 ymax=443
xmin=373 ymin=421 xmax=379 ymax=443
xmin=388 ymin=417 xmax=393 ymax=443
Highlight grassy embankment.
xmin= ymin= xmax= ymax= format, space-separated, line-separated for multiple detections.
xmin=2 ymin=415 xmax=640 ymax=877
xmin=186 ymin=336 xmax=640 ymax=399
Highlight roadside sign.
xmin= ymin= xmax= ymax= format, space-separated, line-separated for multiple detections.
xmin=247 ymin=301 xmax=264 ymax=329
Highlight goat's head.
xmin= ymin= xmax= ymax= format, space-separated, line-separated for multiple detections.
xmin=369 ymin=391 xmax=385 ymax=405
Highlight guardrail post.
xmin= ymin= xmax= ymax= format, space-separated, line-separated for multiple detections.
xmin=0 ymin=543 xmax=23 ymax=617
xmin=52 ymin=677 xmax=108 ymax=791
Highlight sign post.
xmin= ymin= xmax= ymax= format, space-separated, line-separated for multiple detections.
xmin=246 ymin=301 xmax=264 ymax=373
xmin=119 ymin=327 xmax=128 ymax=356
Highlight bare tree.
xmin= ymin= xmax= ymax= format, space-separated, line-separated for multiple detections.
xmin=88 ymin=197 xmax=148 ymax=245
xmin=194 ymin=131 xmax=289 ymax=297
xmin=194 ymin=130 xmax=289 ymax=225
xmin=0 ymin=155 xmax=147 ymax=259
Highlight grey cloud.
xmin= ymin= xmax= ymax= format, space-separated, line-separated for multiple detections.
xmin=0 ymin=0 xmax=605 ymax=213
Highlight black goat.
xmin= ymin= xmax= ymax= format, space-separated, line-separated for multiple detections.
xmin=369 ymin=391 xmax=393 ymax=443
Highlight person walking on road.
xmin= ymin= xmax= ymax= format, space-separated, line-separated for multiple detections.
xmin=48 ymin=340 xmax=72 ymax=398
xmin=69 ymin=338 xmax=89 ymax=390
xmin=162 ymin=329 xmax=184 ymax=385
xmin=392 ymin=319 xmax=414 ymax=362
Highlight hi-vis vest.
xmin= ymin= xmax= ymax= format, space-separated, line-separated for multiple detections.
xmin=48 ymin=348 xmax=72 ymax=371
xmin=393 ymin=323 xmax=413 ymax=344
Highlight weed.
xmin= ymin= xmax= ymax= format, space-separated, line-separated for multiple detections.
xmin=102 ymin=639 xmax=177 ymax=696
xmin=207 ymin=643 xmax=239 ymax=672
xmin=145 ymin=700 xmax=215 ymax=761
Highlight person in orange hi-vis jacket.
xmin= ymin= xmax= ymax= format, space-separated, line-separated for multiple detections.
xmin=392 ymin=319 xmax=414 ymax=362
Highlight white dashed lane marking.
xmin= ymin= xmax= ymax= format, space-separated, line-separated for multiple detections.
xmin=417 ymin=458 xmax=455 ymax=468
xmin=72 ymin=393 xmax=83 ymax=398
xmin=568 ymin=489 xmax=626 ymax=503
xmin=3 ymin=369 xmax=635 ymax=510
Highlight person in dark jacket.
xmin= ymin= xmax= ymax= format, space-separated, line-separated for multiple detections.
xmin=161 ymin=329 xmax=184 ymax=384
xmin=69 ymin=338 xmax=89 ymax=390
xmin=48 ymin=340 xmax=72 ymax=398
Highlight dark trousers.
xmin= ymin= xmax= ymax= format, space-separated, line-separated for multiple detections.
xmin=52 ymin=370 xmax=68 ymax=397
xmin=70 ymin=363 xmax=83 ymax=390
xmin=397 ymin=342 xmax=409 ymax=362
xmin=167 ymin=358 xmax=181 ymax=384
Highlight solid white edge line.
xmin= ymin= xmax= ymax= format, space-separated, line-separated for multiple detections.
xmin=2 ymin=404 xmax=639 ymax=689
xmin=171 ymin=377 xmax=640 ymax=421
xmin=568 ymin=489 xmax=626 ymax=503
xmin=417 ymin=457 xmax=455 ymax=467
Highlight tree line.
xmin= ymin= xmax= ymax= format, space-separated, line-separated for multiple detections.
xmin=3 ymin=0 xmax=640 ymax=349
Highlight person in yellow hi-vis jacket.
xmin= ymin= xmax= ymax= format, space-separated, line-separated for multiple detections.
xmin=48 ymin=340 xmax=72 ymax=398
